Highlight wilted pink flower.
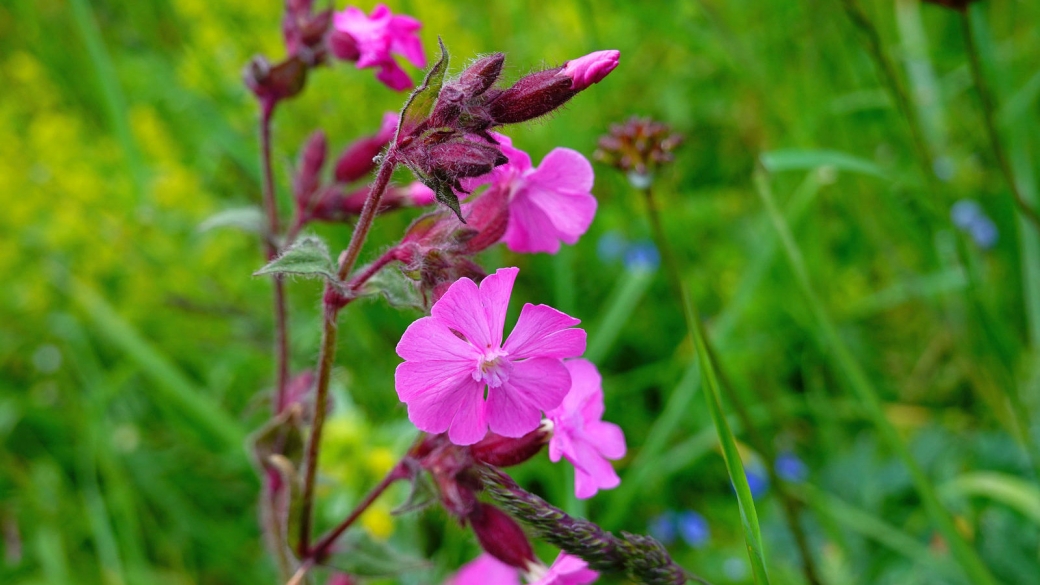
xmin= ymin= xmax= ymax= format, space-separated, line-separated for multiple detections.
xmin=332 ymin=4 xmax=425 ymax=91
xmin=446 ymin=553 xmax=520 ymax=585
xmin=561 ymin=50 xmax=620 ymax=91
xmin=548 ymin=359 xmax=626 ymax=499
xmin=527 ymin=552 xmax=598 ymax=585
xmin=395 ymin=267 xmax=585 ymax=445
xmin=466 ymin=134 xmax=596 ymax=254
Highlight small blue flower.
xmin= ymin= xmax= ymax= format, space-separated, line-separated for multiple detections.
xmin=677 ymin=510 xmax=710 ymax=548
xmin=951 ymin=199 xmax=982 ymax=229
xmin=648 ymin=511 xmax=677 ymax=545
xmin=969 ymin=216 xmax=998 ymax=249
xmin=775 ymin=452 xmax=808 ymax=483
xmin=596 ymin=230 xmax=628 ymax=263
xmin=742 ymin=466 xmax=769 ymax=500
xmin=623 ymin=240 xmax=660 ymax=273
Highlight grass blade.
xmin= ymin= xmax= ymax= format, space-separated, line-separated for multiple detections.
xmin=753 ymin=167 xmax=998 ymax=585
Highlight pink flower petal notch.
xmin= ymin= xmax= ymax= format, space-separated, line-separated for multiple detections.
xmin=467 ymin=133 xmax=597 ymax=255
xmin=332 ymin=4 xmax=426 ymax=91
xmin=395 ymin=267 xmax=586 ymax=445
xmin=548 ymin=359 xmax=627 ymax=499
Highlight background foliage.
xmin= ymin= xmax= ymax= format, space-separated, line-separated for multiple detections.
xmin=3 ymin=0 xmax=1040 ymax=583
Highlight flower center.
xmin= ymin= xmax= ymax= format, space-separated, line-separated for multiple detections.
xmin=473 ymin=348 xmax=512 ymax=388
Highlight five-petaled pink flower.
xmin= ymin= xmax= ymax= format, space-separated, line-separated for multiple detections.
xmin=396 ymin=267 xmax=585 ymax=445
xmin=332 ymin=4 xmax=425 ymax=91
xmin=468 ymin=134 xmax=597 ymax=254
xmin=548 ymin=359 xmax=626 ymax=499
xmin=445 ymin=552 xmax=598 ymax=585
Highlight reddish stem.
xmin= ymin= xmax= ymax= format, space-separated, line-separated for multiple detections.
xmin=348 ymin=246 xmax=402 ymax=291
xmin=308 ymin=462 xmax=410 ymax=562
xmin=260 ymin=100 xmax=291 ymax=413
xmin=297 ymin=151 xmax=400 ymax=555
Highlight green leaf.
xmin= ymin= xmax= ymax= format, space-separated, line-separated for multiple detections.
xmin=323 ymin=532 xmax=429 ymax=578
xmin=432 ymin=181 xmax=463 ymax=223
xmin=942 ymin=471 xmax=1040 ymax=527
xmin=683 ymin=289 xmax=771 ymax=585
xmin=360 ymin=267 xmax=424 ymax=310
xmin=760 ymin=149 xmax=888 ymax=179
xmin=199 ymin=206 xmax=265 ymax=234
xmin=392 ymin=468 xmax=437 ymax=515
xmin=254 ymin=236 xmax=336 ymax=280
xmin=397 ymin=37 xmax=449 ymax=139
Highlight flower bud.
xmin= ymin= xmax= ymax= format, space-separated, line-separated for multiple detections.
xmin=334 ymin=112 xmax=398 ymax=183
xmin=243 ymin=55 xmax=308 ymax=104
xmin=457 ymin=53 xmax=506 ymax=98
xmin=470 ymin=427 xmax=549 ymax=468
xmin=293 ymin=131 xmax=327 ymax=209
xmin=328 ymin=28 xmax=360 ymax=61
xmin=488 ymin=50 xmax=619 ymax=125
xmin=423 ymin=139 xmax=508 ymax=186
xmin=468 ymin=503 xmax=536 ymax=569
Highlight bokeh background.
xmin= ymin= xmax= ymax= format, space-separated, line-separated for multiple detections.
xmin=3 ymin=0 xmax=1040 ymax=583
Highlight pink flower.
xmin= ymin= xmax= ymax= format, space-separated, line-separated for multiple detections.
xmin=332 ymin=4 xmax=425 ymax=91
xmin=548 ymin=359 xmax=626 ymax=499
xmin=445 ymin=553 xmax=520 ymax=585
xmin=561 ymin=50 xmax=620 ymax=91
xmin=396 ymin=267 xmax=586 ymax=445
xmin=527 ymin=552 xmax=598 ymax=585
xmin=467 ymin=134 xmax=596 ymax=254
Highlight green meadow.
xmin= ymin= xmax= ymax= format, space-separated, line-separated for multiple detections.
xmin=2 ymin=0 xmax=1040 ymax=583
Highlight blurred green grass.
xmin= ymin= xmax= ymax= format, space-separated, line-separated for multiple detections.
xmin=3 ymin=0 xmax=1040 ymax=584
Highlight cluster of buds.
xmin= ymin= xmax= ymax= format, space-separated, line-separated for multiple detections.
xmin=594 ymin=116 xmax=682 ymax=189
xmin=410 ymin=428 xmax=552 ymax=571
xmin=395 ymin=48 xmax=619 ymax=221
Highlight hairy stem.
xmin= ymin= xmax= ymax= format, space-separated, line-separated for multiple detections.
xmin=259 ymin=100 xmax=291 ymax=412
xmin=297 ymin=153 xmax=400 ymax=556
xmin=960 ymin=11 xmax=1040 ymax=230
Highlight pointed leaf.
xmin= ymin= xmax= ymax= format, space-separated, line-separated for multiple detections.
xmin=396 ymin=38 xmax=449 ymax=139
xmin=323 ymin=532 xmax=430 ymax=578
xmin=255 ymin=236 xmax=336 ymax=280
xmin=392 ymin=468 xmax=437 ymax=515
xmin=433 ymin=181 xmax=464 ymax=222
xmin=360 ymin=267 xmax=424 ymax=310
xmin=199 ymin=206 xmax=265 ymax=234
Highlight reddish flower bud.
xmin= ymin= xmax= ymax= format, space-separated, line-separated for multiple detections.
xmin=468 ymin=503 xmax=536 ymax=569
xmin=244 ymin=55 xmax=308 ymax=104
xmin=293 ymin=131 xmax=327 ymax=209
xmin=328 ymin=28 xmax=360 ymax=62
xmin=470 ymin=427 xmax=549 ymax=468
xmin=457 ymin=53 xmax=506 ymax=98
xmin=422 ymin=139 xmax=508 ymax=186
xmin=335 ymin=112 xmax=398 ymax=184
xmin=488 ymin=50 xmax=619 ymax=125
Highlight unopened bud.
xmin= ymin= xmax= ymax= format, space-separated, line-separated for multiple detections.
xmin=293 ymin=131 xmax=327 ymax=208
xmin=469 ymin=503 xmax=536 ymax=569
xmin=470 ymin=426 xmax=549 ymax=468
xmin=328 ymin=29 xmax=360 ymax=62
xmin=334 ymin=112 xmax=398 ymax=183
xmin=423 ymin=140 xmax=507 ymax=185
xmin=457 ymin=53 xmax=506 ymax=98
xmin=244 ymin=55 xmax=308 ymax=103
xmin=488 ymin=50 xmax=619 ymax=125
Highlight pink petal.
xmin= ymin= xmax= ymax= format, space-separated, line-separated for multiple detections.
xmin=395 ymin=362 xmax=484 ymax=436
xmin=504 ymin=304 xmax=584 ymax=359
xmin=559 ymin=359 xmax=602 ymax=416
xmin=523 ymin=186 xmax=597 ymax=246
xmin=396 ymin=316 xmax=481 ymax=362
xmin=503 ymin=190 xmax=563 ymax=253
xmin=375 ymin=60 xmax=414 ymax=91
xmin=586 ymin=420 xmax=626 ymax=460
xmin=571 ymin=442 xmax=620 ymax=499
xmin=448 ymin=386 xmax=489 ymax=445
xmin=388 ymin=19 xmax=425 ymax=68
xmin=561 ymin=49 xmax=620 ymax=91
xmin=478 ymin=267 xmax=518 ymax=349
xmin=447 ymin=554 xmax=520 ymax=585
xmin=530 ymin=552 xmax=598 ymax=585
xmin=431 ymin=277 xmax=493 ymax=349
xmin=527 ymin=148 xmax=594 ymax=193
xmin=485 ymin=358 xmax=570 ymax=437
